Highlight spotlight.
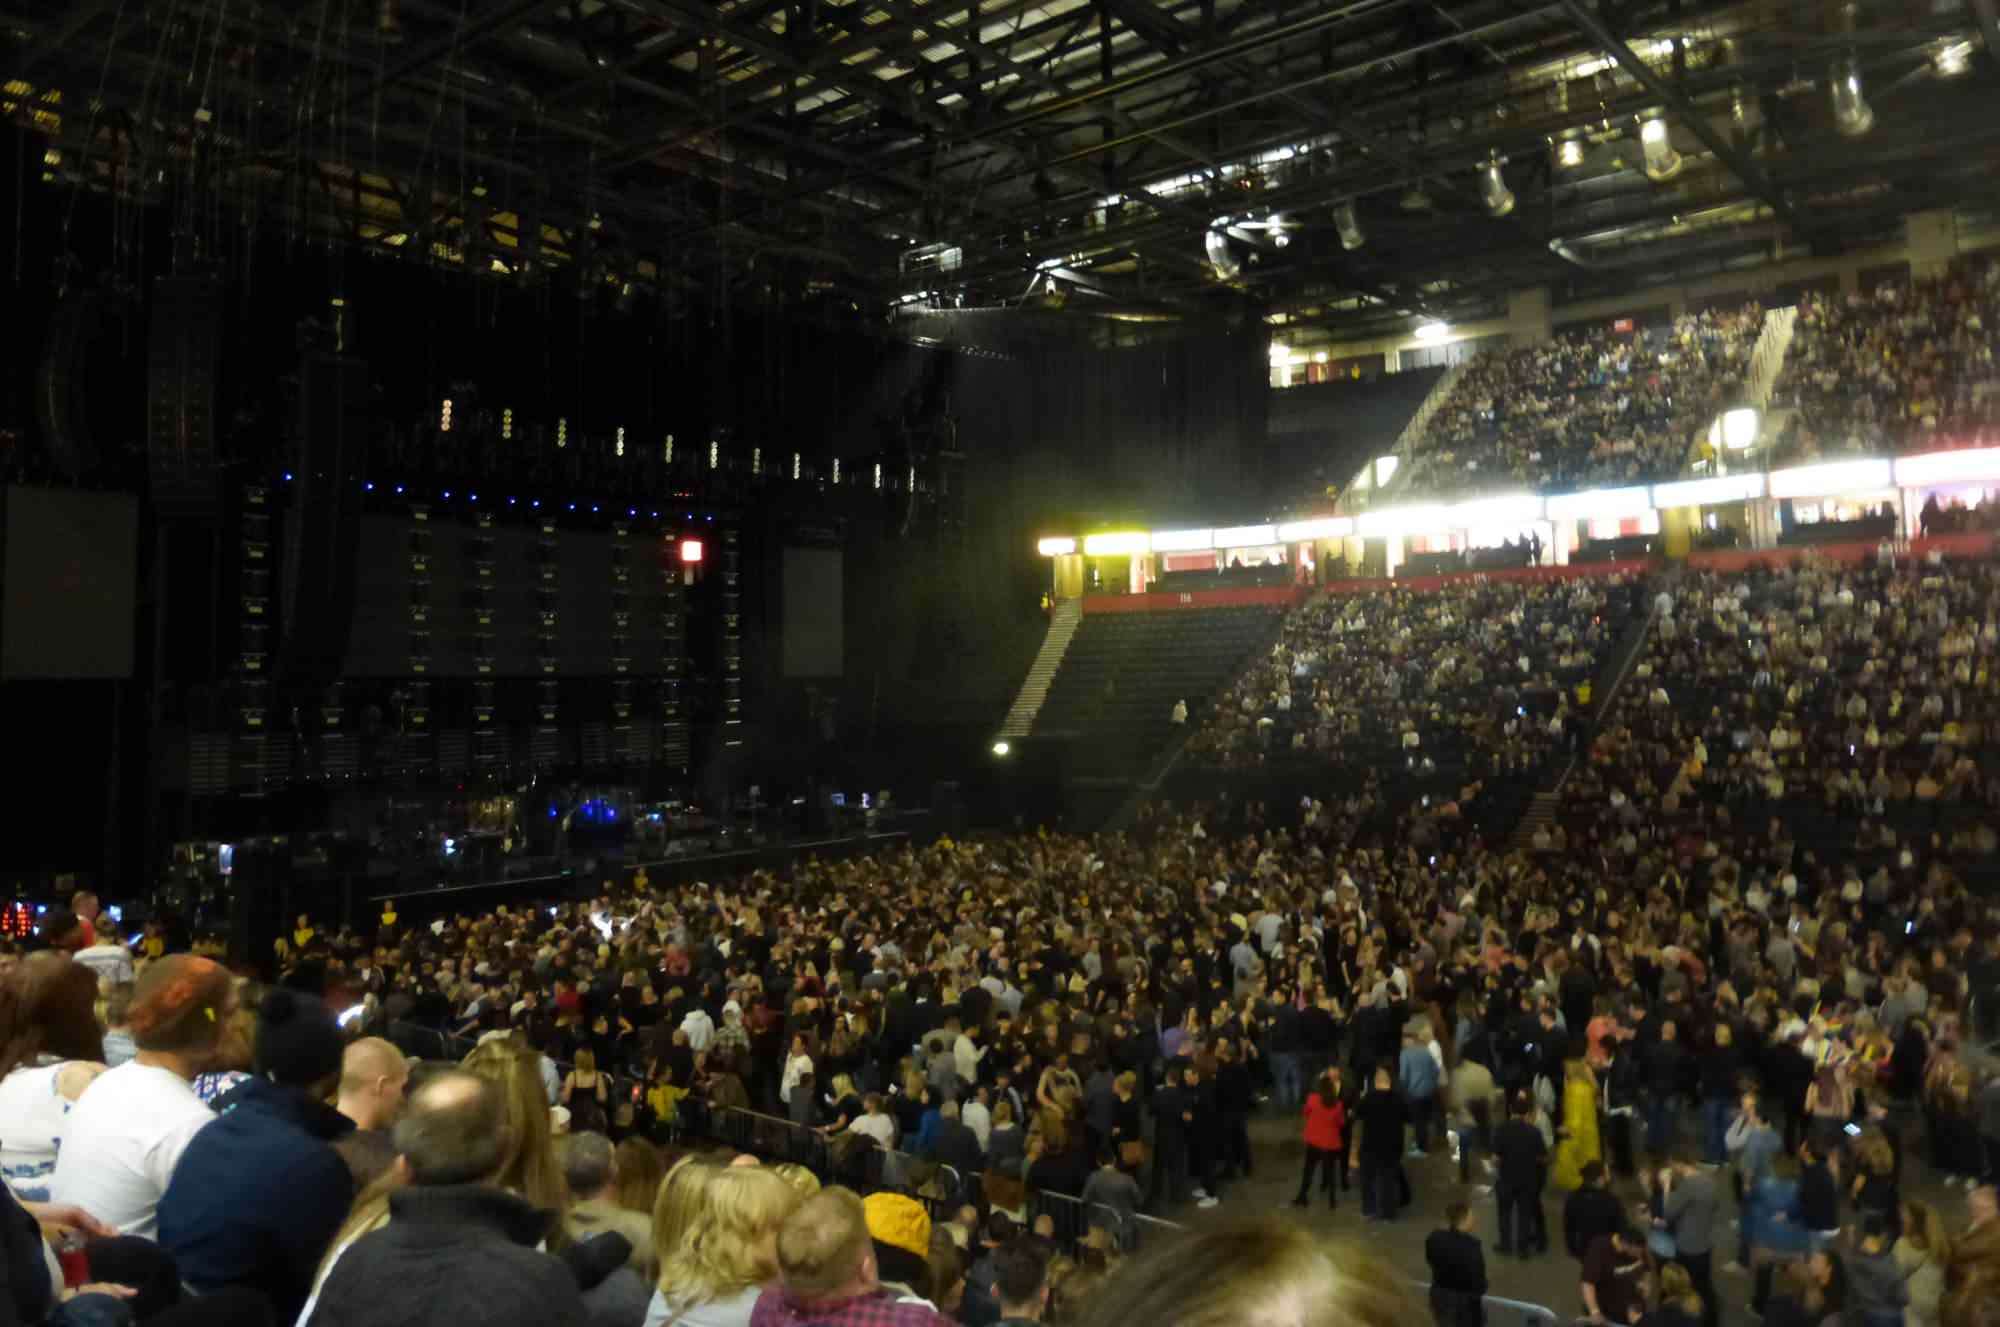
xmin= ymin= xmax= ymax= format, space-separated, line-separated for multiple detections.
xmin=1204 ymin=222 xmax=1241 ymax=280
xmin=1935 ymin=40 xmax=1973 ymax=77
xmin=1830 ymin=61 xmax=1874 ymax=136
xmin=792 ymin=453 xmax=801 ymax=480
xmin=1479 ymin=157 xmax=1515 ymax=217
xmin=440 ymin=399 xmax=453 ymax=432
xmin=708 ymin=439 xmax=718 ymax=470
xmin=615 ymin=426 xmax=625 ymax=458
xmin=1722 ymin=406 xmax=1760 ymax=449
xmin=992 ymin=741 xmax=1011 ymax=757
xmin=873 ymin=462 xmax=883 ymax=490
xmin=1557 ymin=139 xmax=1585 ymax=169
xmin=664 ymin=434 xmax=675 ymax=465
xmin=1414 ymin=322 xmax=1450 ymax=342
xmin=1333 ymin=201 xmax=1365 ymax=251
xmin=556 ymin=418 xmax=567 ymax=449
xmin=501 ymin=407 xmax=513 ymax=440
xmin=832 ymin=458 xmax=842 ymax=484
xmin=1639 ymin=117 xmax=1683 ymax=181
xmin=752 ymin=447 xmax=762 ymax=475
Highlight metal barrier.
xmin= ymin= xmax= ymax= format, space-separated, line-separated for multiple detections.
xmin=1413 ymin=1285 xmax=1563 ymax=1327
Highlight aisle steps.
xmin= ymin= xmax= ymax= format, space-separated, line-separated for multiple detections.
xmin=995 ymin=599 xmax=1082 ymax=739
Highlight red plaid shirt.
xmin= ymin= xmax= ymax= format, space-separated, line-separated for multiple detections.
xmin=749 ymin=1286 xmax=951 ymax=1327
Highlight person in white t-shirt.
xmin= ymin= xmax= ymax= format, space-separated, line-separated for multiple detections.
xmin=50 ymin=954 xmax=240 ymax=1239
xmin=847 ymin=1093 xmax=897 ymax=1149
xmin=0 ymin=1060 xmax=107 ymax=1201
xmin=73 ymin=940 xmax=135 ymax=988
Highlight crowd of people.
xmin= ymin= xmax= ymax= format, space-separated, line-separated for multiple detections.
xmin=1187 ymin=576 xmax=1636 ymax=774
xmin=9 ymin=552 xmax=2000 ymax=1327
xmin=1773 ymin=258 xmax=2000 ymax=462
xmin=1398 ymin=307 xmax=1762 ymax=496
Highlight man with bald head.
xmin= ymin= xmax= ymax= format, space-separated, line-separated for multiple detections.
xmin=302 ymin=1070 xmax=586 ymax=1327
xmin=337 ymin=1037 xmax=410 ymax=1134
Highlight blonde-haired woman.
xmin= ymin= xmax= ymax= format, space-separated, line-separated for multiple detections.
xmin=1549 ymin=1057 xmax=1602 ymax=1191
xmin=462 ymin=1038 xmax=573 ymax=1246
xmin=1067 ymin=1217 xmax=1413 ymax=1327
xmin=1894 ymin=1199 xmax=1948 ymax=1327
xmin=645 ymin=1161 xmax=804 ymax=1326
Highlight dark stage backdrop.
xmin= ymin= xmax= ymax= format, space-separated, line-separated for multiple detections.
xmin=1 ymin=485 xmax=138 ymax=680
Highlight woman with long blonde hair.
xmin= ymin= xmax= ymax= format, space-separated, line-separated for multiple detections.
xmin=1549 ymin=1057 xmax=1602 ymax=1191
xmin=645 ymin=1164 xmax=803 ymax=1327
xmin=1895 ymin=1199 xmax=1948 ymax=1327
xmin=462 ymin=1038 xmax=572 ymax=1246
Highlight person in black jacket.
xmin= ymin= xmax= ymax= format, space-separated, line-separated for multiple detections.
xmin=1353 ymin=1066 xmax=1410 ymax=1222
xmin=1426 ymin=1199 xmax=1488 ymax=1327
xmin=1145 ymin=1072 xmax=1194 ymax=1210
xmin=1564 ymin=1162 xmax=1624 ymax=1261
xmin=1212 ymin=1039 xmax=1255 ymax=1185
xmin=1491 ymin=1091 xmax=1548 ymax=1257
xmin=303 ymin=1069 xmax=587 ymax=1327
xmin=1797 ymin=1139 xmax=1842 ymax=1242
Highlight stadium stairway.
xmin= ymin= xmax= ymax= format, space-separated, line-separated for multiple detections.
xmin=1744 ymin=304 xmax=1799 ymax=409
xmin=995 ymin=598 xmax=1082 ymax=740
xmin=1509 ymin=790 xmax=1563 ymax=852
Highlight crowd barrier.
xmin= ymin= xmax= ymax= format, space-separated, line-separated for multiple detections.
xmin=1416 ymin=1286 xmax=1564 ymax=1327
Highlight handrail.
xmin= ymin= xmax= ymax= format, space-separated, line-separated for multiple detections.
xmin=1414 ymin=1283 xmax=1564 ymax=1327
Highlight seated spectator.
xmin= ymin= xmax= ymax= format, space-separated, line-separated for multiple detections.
xmin=0 ymin=955 xmax=109 ymax=1203
xmin=49 ymin=955 xmax=237 ymax=1239
xmin=301 ymin=1069 xmax=588 ymax=1327
xmin=749 ymin=1187 xmax=951 ymax=1327
xmin=1064 ymin=1217 xmax=1412 ymax=1327
xmin=646 ymin=1164 xmax=802 ymax=1327
xmin=158 ymin=988 xmax=354 ymax=1321
xmin=335 ymin=1038 xmax=410 ymax=1141
xmin=562 ymin=1132 xmax=655 ymax=1286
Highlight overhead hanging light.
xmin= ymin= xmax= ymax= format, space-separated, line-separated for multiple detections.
xmin=1399 ymin=180 xmax=1434 ymax=211
xmin=1478 ymin=156 xmax=1516 ymax=217
xmin=1204 ymin=221 xmax=1242 ymax=280
xmin=1830 ymin=60 xmax=1874 ymax=135
xmin=1934 ymin=39 xmax=1973 ymax=77
xmin=1334 ymin=201 xmax=1365 ymax=251
xmin=1557 ymin=138 xmax=1585 ymax=169
xmin=1639 ymin=117 xmax=1683 ymax=181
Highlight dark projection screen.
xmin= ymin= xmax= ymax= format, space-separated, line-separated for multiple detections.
xmin=781 ymin=547 xmax=843 ymax=678
xmin=1 ymin=486 xmax=138 ymax=680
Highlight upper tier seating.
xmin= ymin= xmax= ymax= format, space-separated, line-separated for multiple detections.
xmin=1772 ymin=255 xmax=2000 ymax=461
xmin=1397 ymin=306 xmax=1761 ymax=496
xmin=1032 ymin=605 xmax=1283 ymax=771
xmin=1188 ymin=575 xmax=1642 ymax=777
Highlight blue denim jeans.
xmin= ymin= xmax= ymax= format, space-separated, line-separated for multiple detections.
xmin=1271 ymin=1052 xmax=1305 ymax=1108
xmin=1702 ymin=1096 xmax=1732 ymax=1164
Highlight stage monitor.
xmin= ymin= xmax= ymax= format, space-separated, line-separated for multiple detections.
xmin=2 ymin=485 xmax=138 ymax=679
xmin=781 ymin=546 xmax=843 ymax=678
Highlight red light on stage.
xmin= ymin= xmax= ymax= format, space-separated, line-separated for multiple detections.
xmin=679 ymin=539 xmax=704 ymax=564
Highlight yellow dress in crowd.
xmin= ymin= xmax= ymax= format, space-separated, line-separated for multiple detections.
xmin=1550 ymin=1074 xmax=1602 ymax=1191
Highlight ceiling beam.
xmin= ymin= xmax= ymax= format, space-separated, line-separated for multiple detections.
xmin=1556 ymin=0 xmax=1809 ymax=236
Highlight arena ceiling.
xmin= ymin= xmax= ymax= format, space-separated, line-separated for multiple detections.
xmin=3 ymin=0 xmax=1999 ymax=343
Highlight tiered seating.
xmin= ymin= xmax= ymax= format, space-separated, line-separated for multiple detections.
xmin=1773 ymin=254 xmax=2000 ymax=460
xmin=1031 ymin=606 xmax=1282 ymax=770
xmin=1398 ymin=306 xmax=1761 ymax=495
xmin=1562 ymin=559 xmax=2000 ymax=876
xmin=1189 ymin=576 xmax=1643 ymax=778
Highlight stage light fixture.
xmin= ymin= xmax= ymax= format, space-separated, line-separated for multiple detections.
xmin=833 ymin=459 xmax=842 ymax=484
xmin=615 ymin=427 xmax=625 ymax=458
xmin=440 ymin=399 xmax=453 ymax=432
xmin=873 ymin=462 xmax=883 ymax=490
xmin=792 ymin=453 xmax=801 ymax=480
xmin=752 ymin=447 xmax=762 ymax=475
xmin=708 ymin=439 xmax=718 ymax=470
xmin=1478 ymin=156 xmax=1515 ymax=217
xmin=556 ymin=418 xmax=567 ymax=449
xmin=1334 ymin=202 xmax=1364 ymax=251
xmin=1639 ymin=117 xmax=1682 ymax=181
xmin=679 ymin=539 xmax=704 ymax=564
xmin=992 ymin=741 xmax=1011 ymax=757
xmin=1830 ymin=61 xmax=1874 ymax=136
xmin=501 ymin=408 xmax=513 ymax=440
xmin=1415 ymin=322 xmax=1450 ymax=342
xmin=1204 ymin=223 xmax=1241 ymax=280
xmin=1935 ymin=40 xmax=1972 ymax=77
xmin=1557 ymin=138 xmax=1584 ymax=169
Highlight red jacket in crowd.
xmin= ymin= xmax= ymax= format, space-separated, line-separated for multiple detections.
xmin=1302 ymin=1092 xmax=1346 ymax=1152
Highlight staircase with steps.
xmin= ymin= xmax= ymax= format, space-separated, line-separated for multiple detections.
xmin=995 ymin=598 xmax=1082 ymax=739
xmin=1509 ymin=790 xmax=1562 ymax=852
xmin=1350 ymin=358 xmax=1471 ymax=502
xmin=1745 ymin=304 xmax=1799 ymax=409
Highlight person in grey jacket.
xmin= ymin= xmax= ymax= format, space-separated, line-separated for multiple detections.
xmin=1844 ymin=1213 xmax=1908 ymax=1327
xmin=1659 ymin=1153 xmax=1719 ymax=1327
xmin=1726 ymin=1092 xmax=1783 ymax=1271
